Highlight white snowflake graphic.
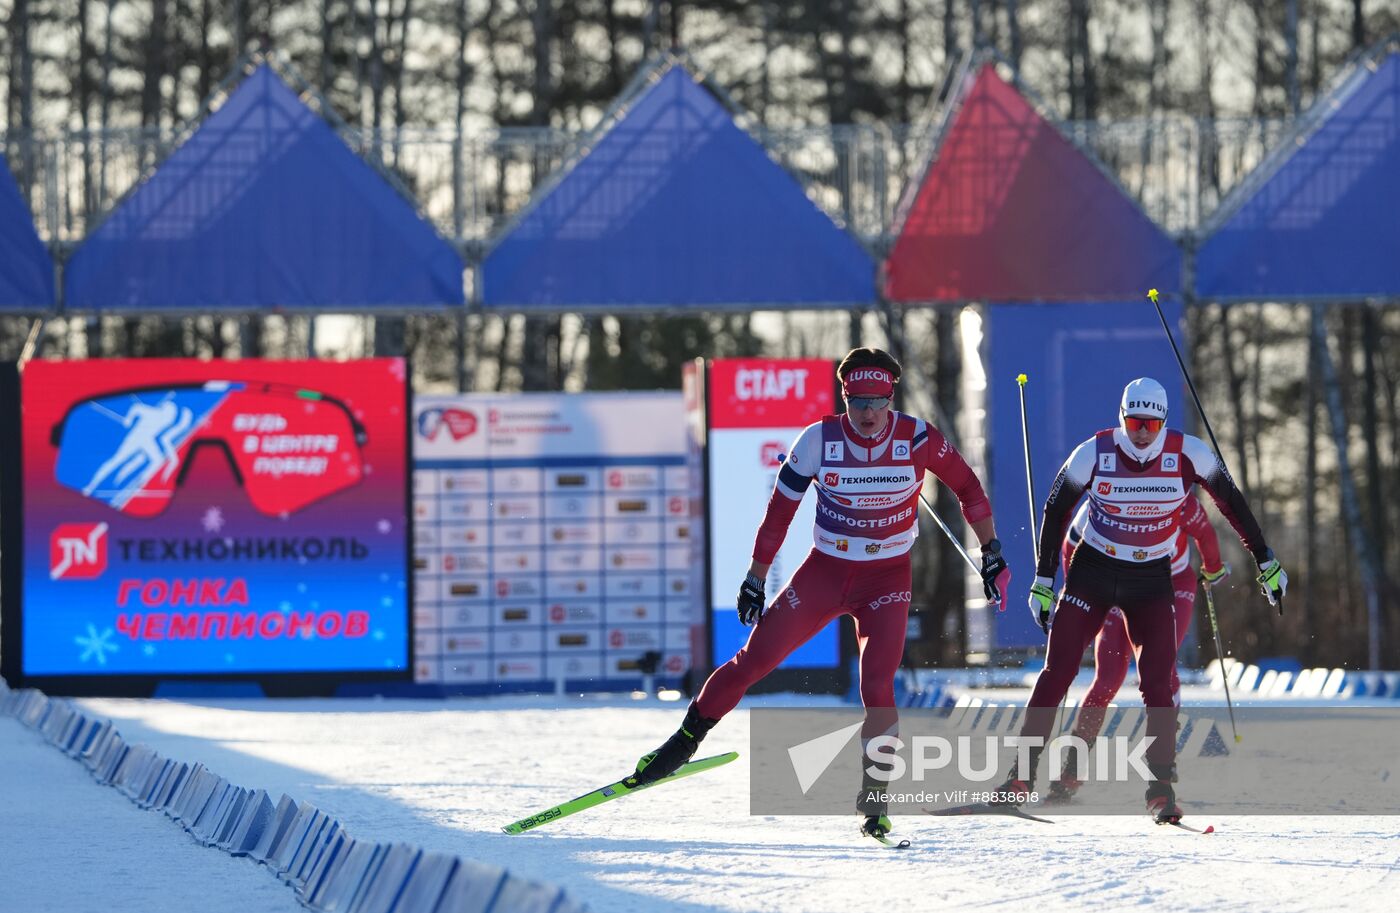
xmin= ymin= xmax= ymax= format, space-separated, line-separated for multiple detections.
xmin=377 ymin=519 xmax=392 ymax=534
xmin=201 ymin=507 xmax=225 ymax=533
xmin=74 ymin=625 xmax=119 ymax=665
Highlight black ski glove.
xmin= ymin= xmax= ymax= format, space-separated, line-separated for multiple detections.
xmin=737 ymin=574 xmax=767 ymax=626
xmin=980 ymin=539 xmax=1011 ymax=606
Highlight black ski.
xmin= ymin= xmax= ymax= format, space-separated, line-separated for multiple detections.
xmin=861 ymin=816 xmax=912 ymax=849
xmin=866 ymin=833 xmax=912 ymax=849
xmin=1161 ymin=820 xmax=1215 ymax=834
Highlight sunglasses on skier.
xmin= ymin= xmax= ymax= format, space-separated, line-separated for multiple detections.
xmin=50 ymin=382 xmax=368 ymax=518
xmin=845 ymin=396 xmax=891 ymax=412
xmin=1122 ymin=415 xmax=1165 ymax=434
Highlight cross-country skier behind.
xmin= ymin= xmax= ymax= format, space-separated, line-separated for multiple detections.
xmin=628 ymin=348 xmax=1011 ymax=841
xmin=1044 ymin=494 xmax=1229 ymax=803
xmin=997 ymin=377 xmax=1287 ymax=823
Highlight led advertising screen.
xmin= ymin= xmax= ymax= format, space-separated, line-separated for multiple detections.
xmin=1 ymin=359 xmax=411 ymax=692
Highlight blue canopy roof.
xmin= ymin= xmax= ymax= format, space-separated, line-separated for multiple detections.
xmin=0 ymin=153 xmax=54 ymax=311
xmin=1197 ymin=50 xmax=1400 ymax=301
xmin=64 ymin=65 xmax=463 ymax=311
xmin=482 ymin=65 xmax=875 ymax=310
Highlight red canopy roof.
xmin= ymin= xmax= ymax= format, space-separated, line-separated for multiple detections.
xmin=885 ymin=64 xmax=1179 ymax=303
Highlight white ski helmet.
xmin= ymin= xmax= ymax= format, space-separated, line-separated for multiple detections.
xmin=1120 ymin=377 xmax=1168 ymax=422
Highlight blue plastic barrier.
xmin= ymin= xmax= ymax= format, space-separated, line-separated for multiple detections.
xmin=0 ymin=679 xmax=585 ymax=912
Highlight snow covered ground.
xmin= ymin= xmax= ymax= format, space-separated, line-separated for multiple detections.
xmin=5 ymin=690 xmax=1399 ymax=912
xmin=1 ymin=714 xmax=299 ymax=913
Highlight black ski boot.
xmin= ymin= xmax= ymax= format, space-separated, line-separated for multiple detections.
xmin=1044 ymin=776 xmax=1083 ymax=804
xmin=628 ymin=702 xmax=719 ymax=787
xmin=990 ymin=747 xmax=1042 ymax=806
xmin=857 ymin=768 xmax=891 ymax=815
xmin=860 ymin=814 xmax=894 ymax=839
xmin=855 ymin=731 xmax=900 ymax=839
xmin=858 ymin=768 xmax=905 ymax=846
xmin=1146 ymin=780 xmax=1183 ymax=824
xmin=1044 ymin=744 xmax=1085 ymax=804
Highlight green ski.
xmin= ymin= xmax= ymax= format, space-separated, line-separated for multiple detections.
xmin=502 ymin=751 xmax=740 ymax=835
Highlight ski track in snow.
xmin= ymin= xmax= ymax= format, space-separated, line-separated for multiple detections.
xmin=5 ymin=694 xmax=1399 ymax=913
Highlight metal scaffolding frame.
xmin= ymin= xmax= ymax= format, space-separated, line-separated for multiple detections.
xmin=3 ymin=114 xmax=1285 ymax=254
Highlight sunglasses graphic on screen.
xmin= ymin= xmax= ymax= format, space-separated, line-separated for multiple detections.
xmin=50 ymin=382 xmax=368 ymax=517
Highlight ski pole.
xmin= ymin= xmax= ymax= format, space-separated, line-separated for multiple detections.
xmin=17 ymin=317 xmax=44 ymax=367
xmin=1019 ymin=373 xmax=1065 ymax=737
xmin=1147 ymin=288 xmax=1281 ymax=616
xmin=1200 ymin=573 xmax=1242 ymax=743
xmin=1016 ymin=373 xmax=1039 ymax=566
xmin=917 ymin=492 xmax=980 ymax=575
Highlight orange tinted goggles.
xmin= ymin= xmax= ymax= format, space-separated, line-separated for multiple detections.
xmin=1122 ymin=416 xmax=1165 ymax=434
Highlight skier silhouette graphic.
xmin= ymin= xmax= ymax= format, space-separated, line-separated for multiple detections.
xmin=82 ymin=398 xmax=193 ymax=501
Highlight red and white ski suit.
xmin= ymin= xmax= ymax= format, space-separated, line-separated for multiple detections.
xmin=1021 ymin=428 xmax=1267 ymax=774
xmin=1063 ymin=494 xmax=1224 ymax=748
xmin=695 ymin=411 xmax=991 ymax=740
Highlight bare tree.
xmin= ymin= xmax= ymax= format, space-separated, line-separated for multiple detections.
xmin=1005 ymin=0 xmax=1021 ymax=72
xmin=5 ymin=0 xmax=35 ymax=189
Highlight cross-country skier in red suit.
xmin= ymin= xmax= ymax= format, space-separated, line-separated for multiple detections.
xmin=1045 ymin=494 xmax=1229 ymax=803
xmin=628 ymin=348 xmax=1011 ymax=841
xmin=997 ymin=377 xmax=1287 ymax=823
